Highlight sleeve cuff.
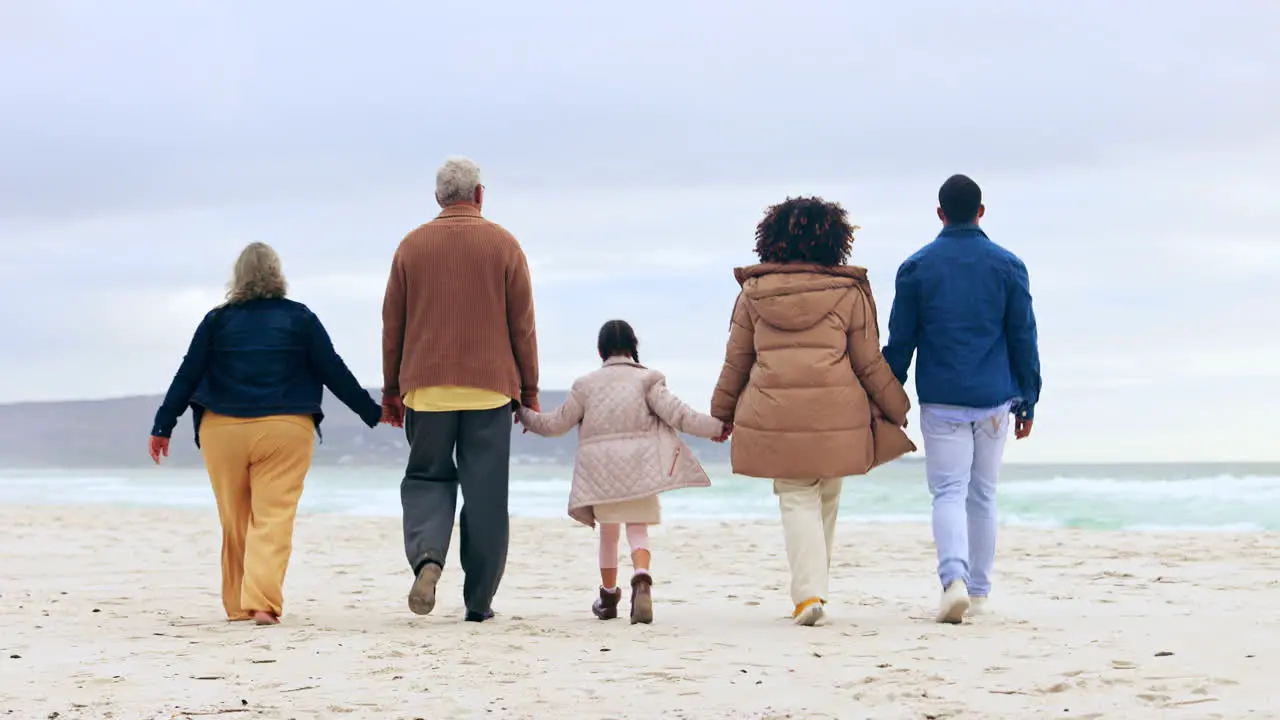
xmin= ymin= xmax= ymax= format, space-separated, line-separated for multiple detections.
xmin=1014 ymin=402 xmax=1035 ymax=421
xmin=360 ymin=402 xmax=383 ymax=428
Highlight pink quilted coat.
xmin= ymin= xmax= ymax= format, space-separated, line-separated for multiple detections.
xmin=517 ymin=356 xmax=725 ymax=527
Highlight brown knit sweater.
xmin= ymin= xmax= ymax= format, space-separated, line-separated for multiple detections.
xmin=381 ymin=204 xmax=540 ymax=408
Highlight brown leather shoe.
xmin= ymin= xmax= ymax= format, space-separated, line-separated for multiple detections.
xmin=630 ymin=573 xmax=654 ymax=625
xmin=408 ymin=562 xmax=442 ymax=616
xmin=592 ymin=587 xmax=621 ymax=620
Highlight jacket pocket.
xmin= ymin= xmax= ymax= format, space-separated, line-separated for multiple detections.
xmin=669 ymin=446 xmax=681 ymax=476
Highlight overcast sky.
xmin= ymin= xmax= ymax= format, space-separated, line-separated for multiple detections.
xmin=1 ymin=1 xmax=1277 ymax=462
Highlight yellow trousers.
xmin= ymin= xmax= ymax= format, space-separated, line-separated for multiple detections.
xmin=200 ymin=411 xmax=315 ymax=619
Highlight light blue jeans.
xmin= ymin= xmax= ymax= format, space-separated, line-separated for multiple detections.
xmin=921 ymin=403 xmax=1011 ymax=597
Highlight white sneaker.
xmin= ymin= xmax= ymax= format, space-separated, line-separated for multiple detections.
xmin=967 ymin=596 xmax=988 ymax=617
xmin=936 ymin=580 xmax=970 ymax=624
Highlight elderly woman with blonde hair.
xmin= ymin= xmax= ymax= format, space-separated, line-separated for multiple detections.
xmin=149 ymin=242 xmax=382 ymax=625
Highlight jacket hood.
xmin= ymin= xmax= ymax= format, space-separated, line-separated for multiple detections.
xmin=733 ymin=263 xmax=869 ymax=331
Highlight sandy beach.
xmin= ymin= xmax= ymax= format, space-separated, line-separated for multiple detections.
xmin=2 ymin=506 xmax=1278 ymax=719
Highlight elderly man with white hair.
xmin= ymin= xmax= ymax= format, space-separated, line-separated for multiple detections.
xmin=381 ymin=156 xmax=540 ymax=623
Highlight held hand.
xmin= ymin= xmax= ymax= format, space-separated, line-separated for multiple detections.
xmin=713 ymin=422 xmax=733 ymax=443
xmin=515 ymin=400 xmax=539 ymax=433
xmin=381 ymin=395 xmax=405 ymax=428
xmin=148 ymin=436 xmax=170 ymax=465
xmin=1014 ymin=417 xmax=1033 ymax=440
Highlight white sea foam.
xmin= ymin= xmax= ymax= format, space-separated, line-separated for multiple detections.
xmin=1002 ymin=474 xmax=1280 ymax=502
xmin=1 ymin=467 xmax=1278 ymax=532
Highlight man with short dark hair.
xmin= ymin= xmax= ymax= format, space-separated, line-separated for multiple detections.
xmin=883 ymin=174 xmax=1041 ymax=624
xmin=381 ymin=156 xmax=540 ymax=623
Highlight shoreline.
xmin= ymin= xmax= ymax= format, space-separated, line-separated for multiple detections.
xmin=2 ymin=499 xmax=1278 ymax=535
xmin=5 ymin=505 xmax=1279 ymax=718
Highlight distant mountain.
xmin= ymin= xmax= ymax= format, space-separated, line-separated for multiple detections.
xmin=0 ymin=390 xmax=731 ymax=469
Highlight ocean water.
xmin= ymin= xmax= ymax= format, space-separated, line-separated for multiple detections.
xmin=2 ymin=462 xmax=1279 ymax=532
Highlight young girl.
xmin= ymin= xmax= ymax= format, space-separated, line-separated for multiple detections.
xmin=518 ymin=320 xmax=729 ymax=624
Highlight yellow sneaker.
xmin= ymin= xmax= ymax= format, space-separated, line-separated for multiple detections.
xmin=792 ymin=597 xmax=825 ymax=626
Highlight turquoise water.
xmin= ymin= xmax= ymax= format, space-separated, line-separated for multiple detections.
xmin=2 ymin=462 xmax=1279 ymax=531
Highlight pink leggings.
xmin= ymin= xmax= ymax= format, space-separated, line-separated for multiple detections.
xmin=598 ymin=523 xmax=650 ymax=569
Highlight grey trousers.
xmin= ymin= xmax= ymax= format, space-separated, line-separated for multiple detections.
xmin=400 ymin=404 xmax=512 ymax=614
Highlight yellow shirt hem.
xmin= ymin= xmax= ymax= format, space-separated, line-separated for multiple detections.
xmin=404 ymin=386 xmax=512 ymax=412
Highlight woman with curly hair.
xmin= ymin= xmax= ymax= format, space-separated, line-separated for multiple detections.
xmin=710 ymin=197 xmax=913 ymax=626
xmin=148 ymin=242 xmax=382 ymax=625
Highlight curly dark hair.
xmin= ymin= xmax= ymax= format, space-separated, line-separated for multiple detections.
xmin=753 ymin=196 xmax=857 ymax=266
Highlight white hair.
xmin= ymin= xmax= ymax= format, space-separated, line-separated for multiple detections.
xmin=435 ymin=156 xmax=482 ymax=205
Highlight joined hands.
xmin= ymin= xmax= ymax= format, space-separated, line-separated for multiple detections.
xmin=713 ymin=421 xmax=733 ymax=443
xmin=381 ymin=395 xmax=405 ymax=428
xmin=514 ymin=400 xmax=539 ymax=433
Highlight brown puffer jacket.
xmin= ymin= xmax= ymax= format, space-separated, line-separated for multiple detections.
xmin=710 ymin=263 xmax=913 ymax=480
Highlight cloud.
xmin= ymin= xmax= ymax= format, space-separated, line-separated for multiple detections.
xmin=4 ymin=1 xmax=1278 ymax=219
xmin=1172 ymin=238 xmax=1280 ymax=278
xmin=0 ymin=0 xmax=1277 ymax=462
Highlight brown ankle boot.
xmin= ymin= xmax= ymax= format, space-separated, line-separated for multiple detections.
xmin=630 ymin=573 xmax=654 ymax=625
xmin=592 ymin=587 xmax=621 ymax=620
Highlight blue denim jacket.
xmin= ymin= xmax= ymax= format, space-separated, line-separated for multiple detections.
xmin=882 ymin=224 xmax=1042 ymax=420
xmin=151 ymin=298 xmax=382 ymax=445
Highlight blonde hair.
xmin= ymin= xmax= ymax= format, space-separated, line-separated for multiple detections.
xmin=226 ymin=242 xmax=288 ymax=304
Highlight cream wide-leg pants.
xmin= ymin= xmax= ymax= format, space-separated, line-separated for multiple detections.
xmin=773 ymin=477 xmax=844 ymax=606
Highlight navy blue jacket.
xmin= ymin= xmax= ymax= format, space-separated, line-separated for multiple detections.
xmin=151 ymin=298 xmax=382 ymax=445
xmin=882 ymin=223 xmax=1042 ymax=419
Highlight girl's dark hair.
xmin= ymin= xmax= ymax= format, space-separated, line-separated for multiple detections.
xmin=753 ymin=196 xmax=857 ymax=266
xmin=597 ymin=319 xmax=639 ymax=363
